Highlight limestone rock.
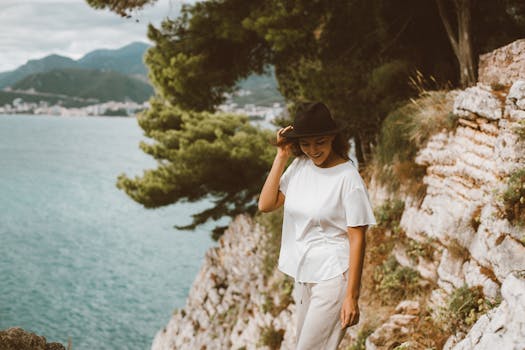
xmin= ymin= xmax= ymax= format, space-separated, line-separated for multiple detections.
xmin=478 ymin=39 xmax=525 ymax=87
xmin=453 ymin=85 xmax=503 ymax=120
xmin=365 ymin=300 xmax=420 ymax=350
xmin=0 ymin=327 xmax=66 ymax=350
xmin=451 ymin=271 xmax=525 ymax=350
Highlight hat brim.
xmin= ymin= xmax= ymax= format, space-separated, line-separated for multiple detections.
xmin=281 ymin=122 xmax=347 ymax=139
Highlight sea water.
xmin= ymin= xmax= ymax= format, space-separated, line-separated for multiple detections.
xmin=0 ymin=114 xmax=218 ymax=349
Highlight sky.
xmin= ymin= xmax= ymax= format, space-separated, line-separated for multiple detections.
xmin=0 ymin=0 xmax=197 ymax=72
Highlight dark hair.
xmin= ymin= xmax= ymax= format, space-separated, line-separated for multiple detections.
xmin=271 ymin=131 xmax=352 ymax=164
xmin=290 ymin=132 xmax=351 ymax=161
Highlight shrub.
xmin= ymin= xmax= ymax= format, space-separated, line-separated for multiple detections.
xmin=368 ymin=199 xmax=406 ymax=262
xmin=262 ymin=275 xmax=294 ymax=316
xmin=436 ymin=285 xmax=500 ymax=334
xmin=512 ymin=119 xmax=525 ymax=141
xmin=375 ymin=198 xmax=405 ymax=234
xmin=405 ymin=237 xmax=436 ymax=263
xmin=373 ymin=255 xmax=422 ymax=305
xmin=254 ymin=208 xmax=284 ymax=281
xmin=369 ymin=90 xmax=458 ymax=198
xmin=500 ymin=168 xmax=525 ymax=227
xmin=347 ymin=326 xmax=374 ymax=350
xmin=259 ymin=325 xmax=285 ymax=350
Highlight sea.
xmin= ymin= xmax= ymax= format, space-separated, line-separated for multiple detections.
xmin=0 ymin=114 xmax=221 ymax=349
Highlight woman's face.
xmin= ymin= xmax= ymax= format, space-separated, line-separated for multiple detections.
xmin=298 ymin=134 xmax=336 ymax=167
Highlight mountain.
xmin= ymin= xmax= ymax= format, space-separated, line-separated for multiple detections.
xmin=77 ymin=42 xmax=150 ymax=77
xmin=231 ymin=68 xmax=285 ymax=107
xmin=0 ymin=42 xmax=285 ymax=107
xmin=0 ymin=54 xmax=80 ymax=89
xmin=0 ymin=42 xmax=150 ymax=89
xmin=12 ymin=68 xmax=153 ymax=103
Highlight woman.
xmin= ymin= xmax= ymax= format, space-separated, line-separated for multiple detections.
xmin=258 ymin=102 xmax=377 ymax=349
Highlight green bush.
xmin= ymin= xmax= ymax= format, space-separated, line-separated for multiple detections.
xmin=513 ymin=119 xmax=525 ymax=141
xmin=437 ymin=285 xmax=500 ymax=334
xmin=501 ymin=168 xmax=525 ymax=227
xmin=347 ymin=326 xmax=374 ymax=350
xmin=261 ymin=275 xmax=294 ymax=316
xmin=254 ymin=208 xmax=284 ymax=281
xmin=370 ymin=90 xmax=457 ymax=196
xmin=405 ymin=237 xmax=436 ymax=263
xmin=373 ymin=255 xmax=421 ymax=305
xmin=259 ymin=325 xmax=285 ymax=350
xmin=375 ymin=198 xmax=405 ymax=234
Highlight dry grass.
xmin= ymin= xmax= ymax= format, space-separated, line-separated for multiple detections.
xmin=369 ymin=89 xmax=459 ymax=199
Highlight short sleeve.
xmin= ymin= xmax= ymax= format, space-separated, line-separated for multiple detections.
xmin=343 ymin=186 xmax=377 ymax=227
xmin=279 ymin=157 xmax=299 ymax=196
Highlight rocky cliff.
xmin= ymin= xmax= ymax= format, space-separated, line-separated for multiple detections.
xmin=151 ymin=39 xmax=525 ymax=350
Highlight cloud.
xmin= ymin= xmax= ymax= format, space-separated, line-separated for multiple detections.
xmin=0 ymin=0 xmax=194 ymax=72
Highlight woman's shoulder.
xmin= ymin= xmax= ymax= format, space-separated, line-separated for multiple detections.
xmin=340 ymin=161 xmax=367 ymax=187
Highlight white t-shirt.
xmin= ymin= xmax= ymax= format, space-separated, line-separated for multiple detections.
xmin=278 ymin=155 xmax=377 ymax=283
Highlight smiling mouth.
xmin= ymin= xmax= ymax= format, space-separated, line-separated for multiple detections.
xmin=310 ymin=153 xmax=322 ymax=159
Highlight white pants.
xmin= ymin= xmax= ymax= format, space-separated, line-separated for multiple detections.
xmin=293 ymin=269 xmax=349 ymax=350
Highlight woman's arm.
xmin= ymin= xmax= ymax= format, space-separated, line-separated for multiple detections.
xmin=257 ymin=126 xmax=293 ymax=212
xmin=340 ymin=225 xmax=367 ymax=329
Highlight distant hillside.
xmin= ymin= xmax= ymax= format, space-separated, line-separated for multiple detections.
xmin=0 ymin=55 xmax=80 ymax=89
xmin=0 ymin=42 xmax=285 ymax=107
xmin=12 ymin=68 xmax=153 ymax=103
xmin=78 ymin=42 xmax=150 ymax=77
xmin=0 ymin=90 xmax=95 ymax=108
xmin=230 ymin=68 xmax=285 ymax=107
xmin=0 ymin=42 xmax=150 ymax=89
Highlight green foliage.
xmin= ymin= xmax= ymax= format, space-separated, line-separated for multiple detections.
xmin=373 ymin=255 xmax=421 ymax=305
xmin=512 ymin=119 xmax=525 ymax=141
xmin=368 ymin=199 xmax=405 ymax=263
xmin=254 ymin=208 xmax=284 ymax=280
xmin=262 ymin=274 xmax=294 ymax=316
xmin=258 ymin=325 xmax=285 ymax=350
xmin=392 ymin=344 xmax=410 ymax=350
xmin=436 ymin=285 xmax=500 ymax=334
xmin=405 ymin=237 xmax=436 ymax=263
xmin=347 ymin=326 xmax=374 ymax=350
xmin=500 ymin=168 xmax=525 ymax=227
xmin=0 ymin=91 xmax=91 ymax=108
xmin=371 ymin=90 xmax=457 ymax=195
xmin=116 ymin=99 xmax=276 ymax=237
xmin=13 ymin=68 xmax=153 ymax=103
xmin=144 ymin=1 xmax=270 ymax=112
xmin=375 ymin=198 xmax=405 ymax=234
xmin=102 ymin=108 xmax=128 ymax=116
xmin=85 ymin=0 xmax=157 ymax=18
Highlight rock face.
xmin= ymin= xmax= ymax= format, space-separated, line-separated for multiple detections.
xmin=478 ymin=39 xmax=525 ymax=87
xmin=398 ymin=43 xmax=525 ymax=348
xmin=0 ymin=327 xmax=66 ymax=350
xmin=151 ymin=215 xmax=296 ymax=350
xmin=449 ymin=271 xmax=525 ymax=350
xmin=152 ymin=39 xmax=525 ymax=350
xmin=365 ymin=301 xmax=421 ymax=350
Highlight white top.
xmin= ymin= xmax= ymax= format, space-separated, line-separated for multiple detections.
xmin=278 ymin=155 xmax=377 ymax=283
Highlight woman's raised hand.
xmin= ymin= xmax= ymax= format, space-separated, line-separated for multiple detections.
xmin=276 ymin=125 xmax=293 ymax=159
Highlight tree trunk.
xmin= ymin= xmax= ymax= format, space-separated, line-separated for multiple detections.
xmin=435 ymin=0 xmax=476 ymax=87
xmin=455 ymin=0 xmax=476 ymax=86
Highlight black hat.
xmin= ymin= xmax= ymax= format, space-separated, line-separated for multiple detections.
xmin=281 ymin=102 xmax=346 ymax=138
